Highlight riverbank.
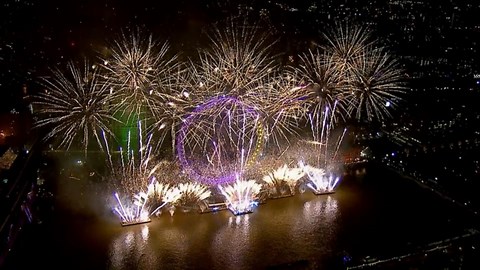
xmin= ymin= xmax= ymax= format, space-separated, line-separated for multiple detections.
xmin=342 ymin=161 xmax=480 ymax=269
xmin=3 ymin=160 xmax=480 ymax=269
xmin=378 ymin=160 xmax=480 ymax=218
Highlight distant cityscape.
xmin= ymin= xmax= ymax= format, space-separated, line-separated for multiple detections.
xmin=3 ymin=0 xmax=478 ymax=211
xmin=1 ymin=1 xmax=480 ymax=269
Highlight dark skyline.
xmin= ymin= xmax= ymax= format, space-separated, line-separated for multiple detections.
xmin=1 ymin=1 xmax=480 ymax=269
xmin=1 ymin=0 xmax=479 ymax=111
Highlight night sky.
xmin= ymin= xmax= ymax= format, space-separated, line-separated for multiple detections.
xmin=1 ymin=2 xmax=480 ymax=268
xmin=0 ymin=0 xmax=394 ymax=112
xmin=0 ymin=0 xmax=231 ymax=112
xmin=1 ymin=0 xmax=479 ymax=112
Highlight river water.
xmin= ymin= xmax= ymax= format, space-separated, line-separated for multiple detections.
xmin=3 ymin=161 xmax=478 ymax=269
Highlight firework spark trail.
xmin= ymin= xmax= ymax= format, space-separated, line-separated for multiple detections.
xmin=177 ymin=96 xmax=264 ymax=185
xmin=218 ymin=177 xmax=262 ymax=215
xmin=33 ymin=61 xmax=117 ymax=153
xmin=102 ymin=130 xmax=114 ymax=168
xmin=345 ymin=49 xmax=407 ymax=121
xmin=332 ymin=127 xmax=348 ymax=161
xmin=114 ymin=192 xmax=130 ymax=222
xmin=299 ymin=162 xmax=340 ymax=193
xmin=100 ymin=29 xmax=185 ymax=152
xmin=191 ymin=19 xmax=278 ymax=99
xmin=320 ymin=106 xmax=329 ymax=166
xmin=262 ymin=164 xmax=305 ymax=196
xmin=173 ymin=182 xmax=211 ymax=210
xmin=322 ymin=23 xmax=375 ymax=74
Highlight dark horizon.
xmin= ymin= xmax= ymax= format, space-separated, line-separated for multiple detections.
xmin=1 ymin=1 xmax=480 ymax=269
xmin=1 ymin=0 xmax=479 ymax=110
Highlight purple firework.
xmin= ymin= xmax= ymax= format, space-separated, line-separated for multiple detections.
xmin=176 ymin=95 xmax=264 ymax=185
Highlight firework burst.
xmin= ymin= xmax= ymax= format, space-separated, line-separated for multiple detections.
xmin=113 ymin=178 xmax=155 ymax=225
xmin=218 ymin=177 xmax=262 ymax=215
xmin=176 ymin=96 xmax=264 ymax=185
xmin=113 ymin=178 xmax=183 ymax=224
xmin=344 ymin=49 xmax=407 ymax=121
xmin=189 ymin=19 xmax=279 ymax=101
xmin=33 ymin=61 xmax=117 ymax=153
xmin=262 ymin=164 xmax=305 ymax=197
xmin=100 ymin=29 xmax=182 ymax=149
xmin=149 ymin=182 xmax=182 ymax=217
xmin=258 ymin=74 xmax=308 ymax=149
xmin=288 ymin=49 xmax=348 ymax=128
xmin=173 ymin=182 xmax=212 ymax=212
xmin=320 ymin=23 xmax=406 ymax=122
xmin=299 ymin=162 xmax=341 ymax=194
xmin=321 ymin=23 xmax=374 ymax=73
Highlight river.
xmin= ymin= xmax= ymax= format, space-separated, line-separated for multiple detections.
xmin=3 ymin=159 xmax=478 ymax=269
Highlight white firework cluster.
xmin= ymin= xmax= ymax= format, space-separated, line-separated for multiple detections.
xmin=100 ymin=30 xmax=181 ymax=121
xmin=260 ymin=161 xmax=342 ymax=196
xmin=189 ymin=19 xmax=278 ymax=102
xmin=112 ymin=159 xmax=343 ymax=223
xmin=34 ymin=21 xmax=405 ymax=156
xmin=290 ymin=23 xmax=407 ymax=124
xmin=173 ymin=182 xmax=212 ymax=209
xmin=34 ymin=61 xmax=117 ymax=152
xmin=112 ymin=175 xmax=217 ymax=223
xmin=33 ymin=20 xmax=407 ymax=224
xmin=218 ymin=177 xmax=262 ymax=215
xmin=262 ymin=164 xmax=305 ymax=197
xmin=34 ymin=30 xmax=187 ymax=154
xmin=299 ymin=162 xmax=341 ymax=194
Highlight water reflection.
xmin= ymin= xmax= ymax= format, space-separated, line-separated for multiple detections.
xmin=301 ymin=194 xmax=339 ymax=253
xmin=212 ymin=214 xmax=252 ymax=270
xmin=153 ymin=225 xmax=190 ymax=269
xmin=228 ymin=213 xmax=251 ymax=228
xmin=9 ymin=168 xmax=475 ymax=270
xmin=107 ymin=196 xmax=339 ymax=270
xmin=109 ymin=224 xmax=157 ymax=269
xmin=302 ymin=195 xmax=339 ymax=225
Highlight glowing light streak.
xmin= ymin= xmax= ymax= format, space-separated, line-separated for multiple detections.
xmin=176 ymin=96 xmax=264 ymax=185
xmin=173 ymin=182 xmax=212 ymax=211
xmin=33 ymin=61 xmax=117 ymax=153
xmin=218 ymin=177 xmax=262 ymax=215
xmin=262 ymin=164 xmax=305 ymax=196
xmin=300 ymin=162 xmax=341 ymax=194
